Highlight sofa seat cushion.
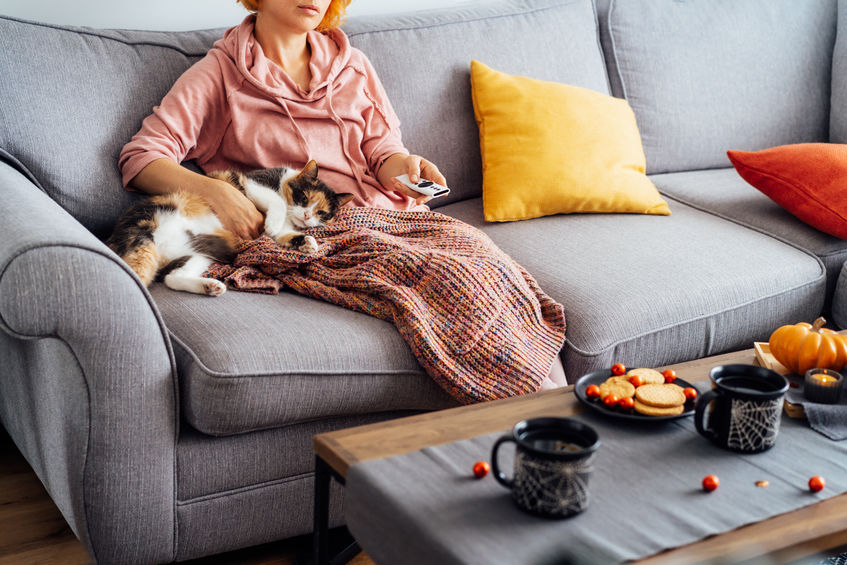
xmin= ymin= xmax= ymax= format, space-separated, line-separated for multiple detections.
xmin=177 ymin=411 xmax=409 ymax=501
xmin=150 ymin=286 xmax=457 ymax=436
xmin=603 ymin=0 xmax=836 ymax=174
xmin=651 ymin=168 xmax=847 ymax=297
xmin=439 ymin=197 xmax=825 ymax=379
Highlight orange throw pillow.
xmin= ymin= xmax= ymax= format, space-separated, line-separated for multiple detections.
xmin=727 ymin=143 xmax=847 ymax=239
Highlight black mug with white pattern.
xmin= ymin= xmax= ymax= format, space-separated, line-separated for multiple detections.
xmin=695 ymin=364 xmax=789 ymax=453
xmin=491 ymin=417 xmax=600 ymax=518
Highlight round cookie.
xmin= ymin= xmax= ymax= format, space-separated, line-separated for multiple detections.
xmin=665 ymin=383 xmax=685 ymax=395
xmin=635 ymin=383 xmax=686 ymax=408
xmin=633 ymin=398 xmax=685 ymax=417
xmin=625 ymin=368 xmax=665 ymax=385
xmin=599 ymin=377 xmax=635 ymax=399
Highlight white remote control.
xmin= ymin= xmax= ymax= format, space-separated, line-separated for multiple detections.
xmin=395 ymin=174 xmax=450 ymax=198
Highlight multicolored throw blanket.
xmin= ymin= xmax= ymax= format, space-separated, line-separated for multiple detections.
xmin=205 ymin=207 xmax=566 ymax=404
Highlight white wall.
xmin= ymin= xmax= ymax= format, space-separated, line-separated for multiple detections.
xmin=0 ymin=0 xmax=481 ymax=30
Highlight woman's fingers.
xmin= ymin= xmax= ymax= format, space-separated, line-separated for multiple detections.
xmin=417 ymin=160 xmax=447 ymax=189
xmin=405 ymin=155 xmax=423 ymax=183
xmin=208 ymin=181 xmax=264 ymax=240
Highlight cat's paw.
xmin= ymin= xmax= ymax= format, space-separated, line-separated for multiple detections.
xmin=264 ymin=214 xmax=286 ymax=239
xmin=275 ymin=233 xmax=319 ymax=253
xmin=300 ymin=235 xmax=319 ymax=253
xmin=202 ymin=279 xmax=226 ymax=296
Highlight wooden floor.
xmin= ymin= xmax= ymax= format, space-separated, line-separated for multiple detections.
xmin=0 ymin=427 xmax=372 ymax=565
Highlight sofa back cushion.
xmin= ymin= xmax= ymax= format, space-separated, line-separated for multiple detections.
xmin=344 ymin=0 xmax=610 ymax=206
xmin=831 ymin=0 xmax=847 ymax=141
xmin=604 ymin=0 xmax=836 ymax=174
xmin=0 ymin=16 xmax=220 ymax=237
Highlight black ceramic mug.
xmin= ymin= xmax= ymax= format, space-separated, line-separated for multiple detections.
xmin=491 ymin=417 xmax=600 ymax=518
xmin=695 ymin=364 xmax=789 ymax=453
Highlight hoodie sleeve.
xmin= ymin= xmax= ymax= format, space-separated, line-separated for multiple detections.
xmin=354 ymin=52 xmax=409 ymax=177
xmin=118 ymin=53 xmax=231 ymax=189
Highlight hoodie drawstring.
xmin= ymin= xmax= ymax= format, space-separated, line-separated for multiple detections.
xmin=276 ymin=95 xmax=314 ymax=163
xmin=325 ymin=81 xmax=365 ymax=189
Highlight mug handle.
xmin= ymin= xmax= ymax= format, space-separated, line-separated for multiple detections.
xmin=695 ymin=389 xmax=720 ymax=441
xmin=491 ymin=434 xmax=516 ymax=489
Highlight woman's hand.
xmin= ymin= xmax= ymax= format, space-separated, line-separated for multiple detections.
xmin=378 ymin=153 xmax=448 ymax=204
xmin=130 ymin=158 xmax=264 ymax=241
xmin=201 ymin=180 xmax=265 ymax=241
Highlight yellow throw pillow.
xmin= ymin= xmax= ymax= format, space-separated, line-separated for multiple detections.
xmin=470 ymin=60 xmax=670 ymax=222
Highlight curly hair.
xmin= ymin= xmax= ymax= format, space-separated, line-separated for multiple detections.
xmin=237 ymin=0 xmax=352 ymax=32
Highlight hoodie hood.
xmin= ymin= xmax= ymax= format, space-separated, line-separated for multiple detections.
xmin=214 ymin=14 xmax=352 ymax=101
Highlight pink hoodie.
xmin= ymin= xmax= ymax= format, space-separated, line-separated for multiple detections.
xmin=120 ymin=15 xmax=423 ymax=211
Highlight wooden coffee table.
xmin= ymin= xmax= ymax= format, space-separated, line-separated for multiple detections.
xmin=312 ymin=348 xmax=847 ymax=564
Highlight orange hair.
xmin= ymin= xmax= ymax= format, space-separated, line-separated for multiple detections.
xmin=237 ymin=0 xmax=352 ymax=32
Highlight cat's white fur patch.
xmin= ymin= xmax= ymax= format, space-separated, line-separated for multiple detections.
xmin=154 ymin=211 xmax=227 ymax=295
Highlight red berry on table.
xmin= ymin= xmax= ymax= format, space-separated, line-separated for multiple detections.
xmin=702 ymin=474 xmax=720 ymax=492
xmin=663 ymin=369 xmax=677 ymax=383
xmin=611 ymin=363 xmax=626 ymax=376
xmin=628 ymin=375 xmax=645 ymax=388
xmin=603 ymin=394 xmax=620 ymax=408
xmin=585 ymin=384 xmax=601 ymax=398
xmin=473 ymin=461 xmax=490 ymax=479
xmin=809 ymin=476 xmax=825 ymax=492
xmin=618 ymin=396 xmax=635 ymax=410
xmin=683 ymin=387 xmax=698 ymax=401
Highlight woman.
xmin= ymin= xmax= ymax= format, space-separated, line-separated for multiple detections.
xmin=119 ymin=0 xmax=566 ymax=387
xmin=120 ymin=0 xmax=446 ymax=240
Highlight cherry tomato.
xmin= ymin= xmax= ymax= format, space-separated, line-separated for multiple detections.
xmin=702 ymin=474 xmax=719 ymax=492
xmin=585 ymin=384 xmax=601 ymax=399
xmin=611 ymin=363 xmax=627 ymax=376
xmin=809 ymin=476 xmax=825 ymax=493
xmin=473 ymin=461 xmax=490 ymax=479
xmin=683 ymin=387 xmax=698 ymax=401
xmin=628 ymin=375 xmax=645 ymax=388
xmin=618 ymin=396 xmax=635 ymax=410
xmin=603 ymin=394 xmax=620 ymax=408
xmin=662 ymin=369 xmax=677 ymax=384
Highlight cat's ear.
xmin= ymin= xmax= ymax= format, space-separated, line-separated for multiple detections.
xmin=336 ymin=193 xmax=355 ymax=207
xmin=301 ymin=160 xmax=319 ymax=180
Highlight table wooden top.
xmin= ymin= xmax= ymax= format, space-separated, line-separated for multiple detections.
xmin=314 ymin=347 xmax=847 ymax=564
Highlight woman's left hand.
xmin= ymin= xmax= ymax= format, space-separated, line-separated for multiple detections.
xmin=380 ymin=153 xmax=448 ymax=204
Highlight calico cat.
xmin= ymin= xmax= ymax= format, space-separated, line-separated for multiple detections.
xmin=107 ymin=160 xmax=353 ymax=296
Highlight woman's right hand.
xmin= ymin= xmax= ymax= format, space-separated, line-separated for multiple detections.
xmin=202 ymin=180 xmax=264 ymax=241
xmin=129 ymin=158 xmax=264 ymax=241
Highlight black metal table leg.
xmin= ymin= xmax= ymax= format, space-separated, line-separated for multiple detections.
xmin=313 ymin=455 xmax=332 ymax=565
xmin=312 ymin=456 xmax=361 ymax=565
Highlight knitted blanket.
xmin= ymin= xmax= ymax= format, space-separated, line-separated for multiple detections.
xmin=205 ymin=207 xmax=566 ymax=404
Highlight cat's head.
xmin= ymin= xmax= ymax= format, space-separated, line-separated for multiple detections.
xmin=283 ymin=161 xmax=354 ymax=229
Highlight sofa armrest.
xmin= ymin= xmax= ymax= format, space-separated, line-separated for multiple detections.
xmin=0 ymin=161 xmax=178 ymax=564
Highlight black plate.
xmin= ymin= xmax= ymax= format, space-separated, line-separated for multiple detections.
xmin=574 ymin=369 xmax=696 ymax=422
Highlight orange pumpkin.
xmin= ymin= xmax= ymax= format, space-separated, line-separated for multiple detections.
xmin=768 ymin=317 xmax=847 ymax=374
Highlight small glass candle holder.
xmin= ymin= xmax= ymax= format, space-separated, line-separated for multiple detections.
xmin=804 ymin=368 xmax=845 ymax=404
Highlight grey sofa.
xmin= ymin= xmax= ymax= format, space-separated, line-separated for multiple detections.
xmin=2 ymin=0 xmax=847 ymax=562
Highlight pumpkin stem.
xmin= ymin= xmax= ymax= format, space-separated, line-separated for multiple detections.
xmin=812 ymin=317 xmax=827 ymax=332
